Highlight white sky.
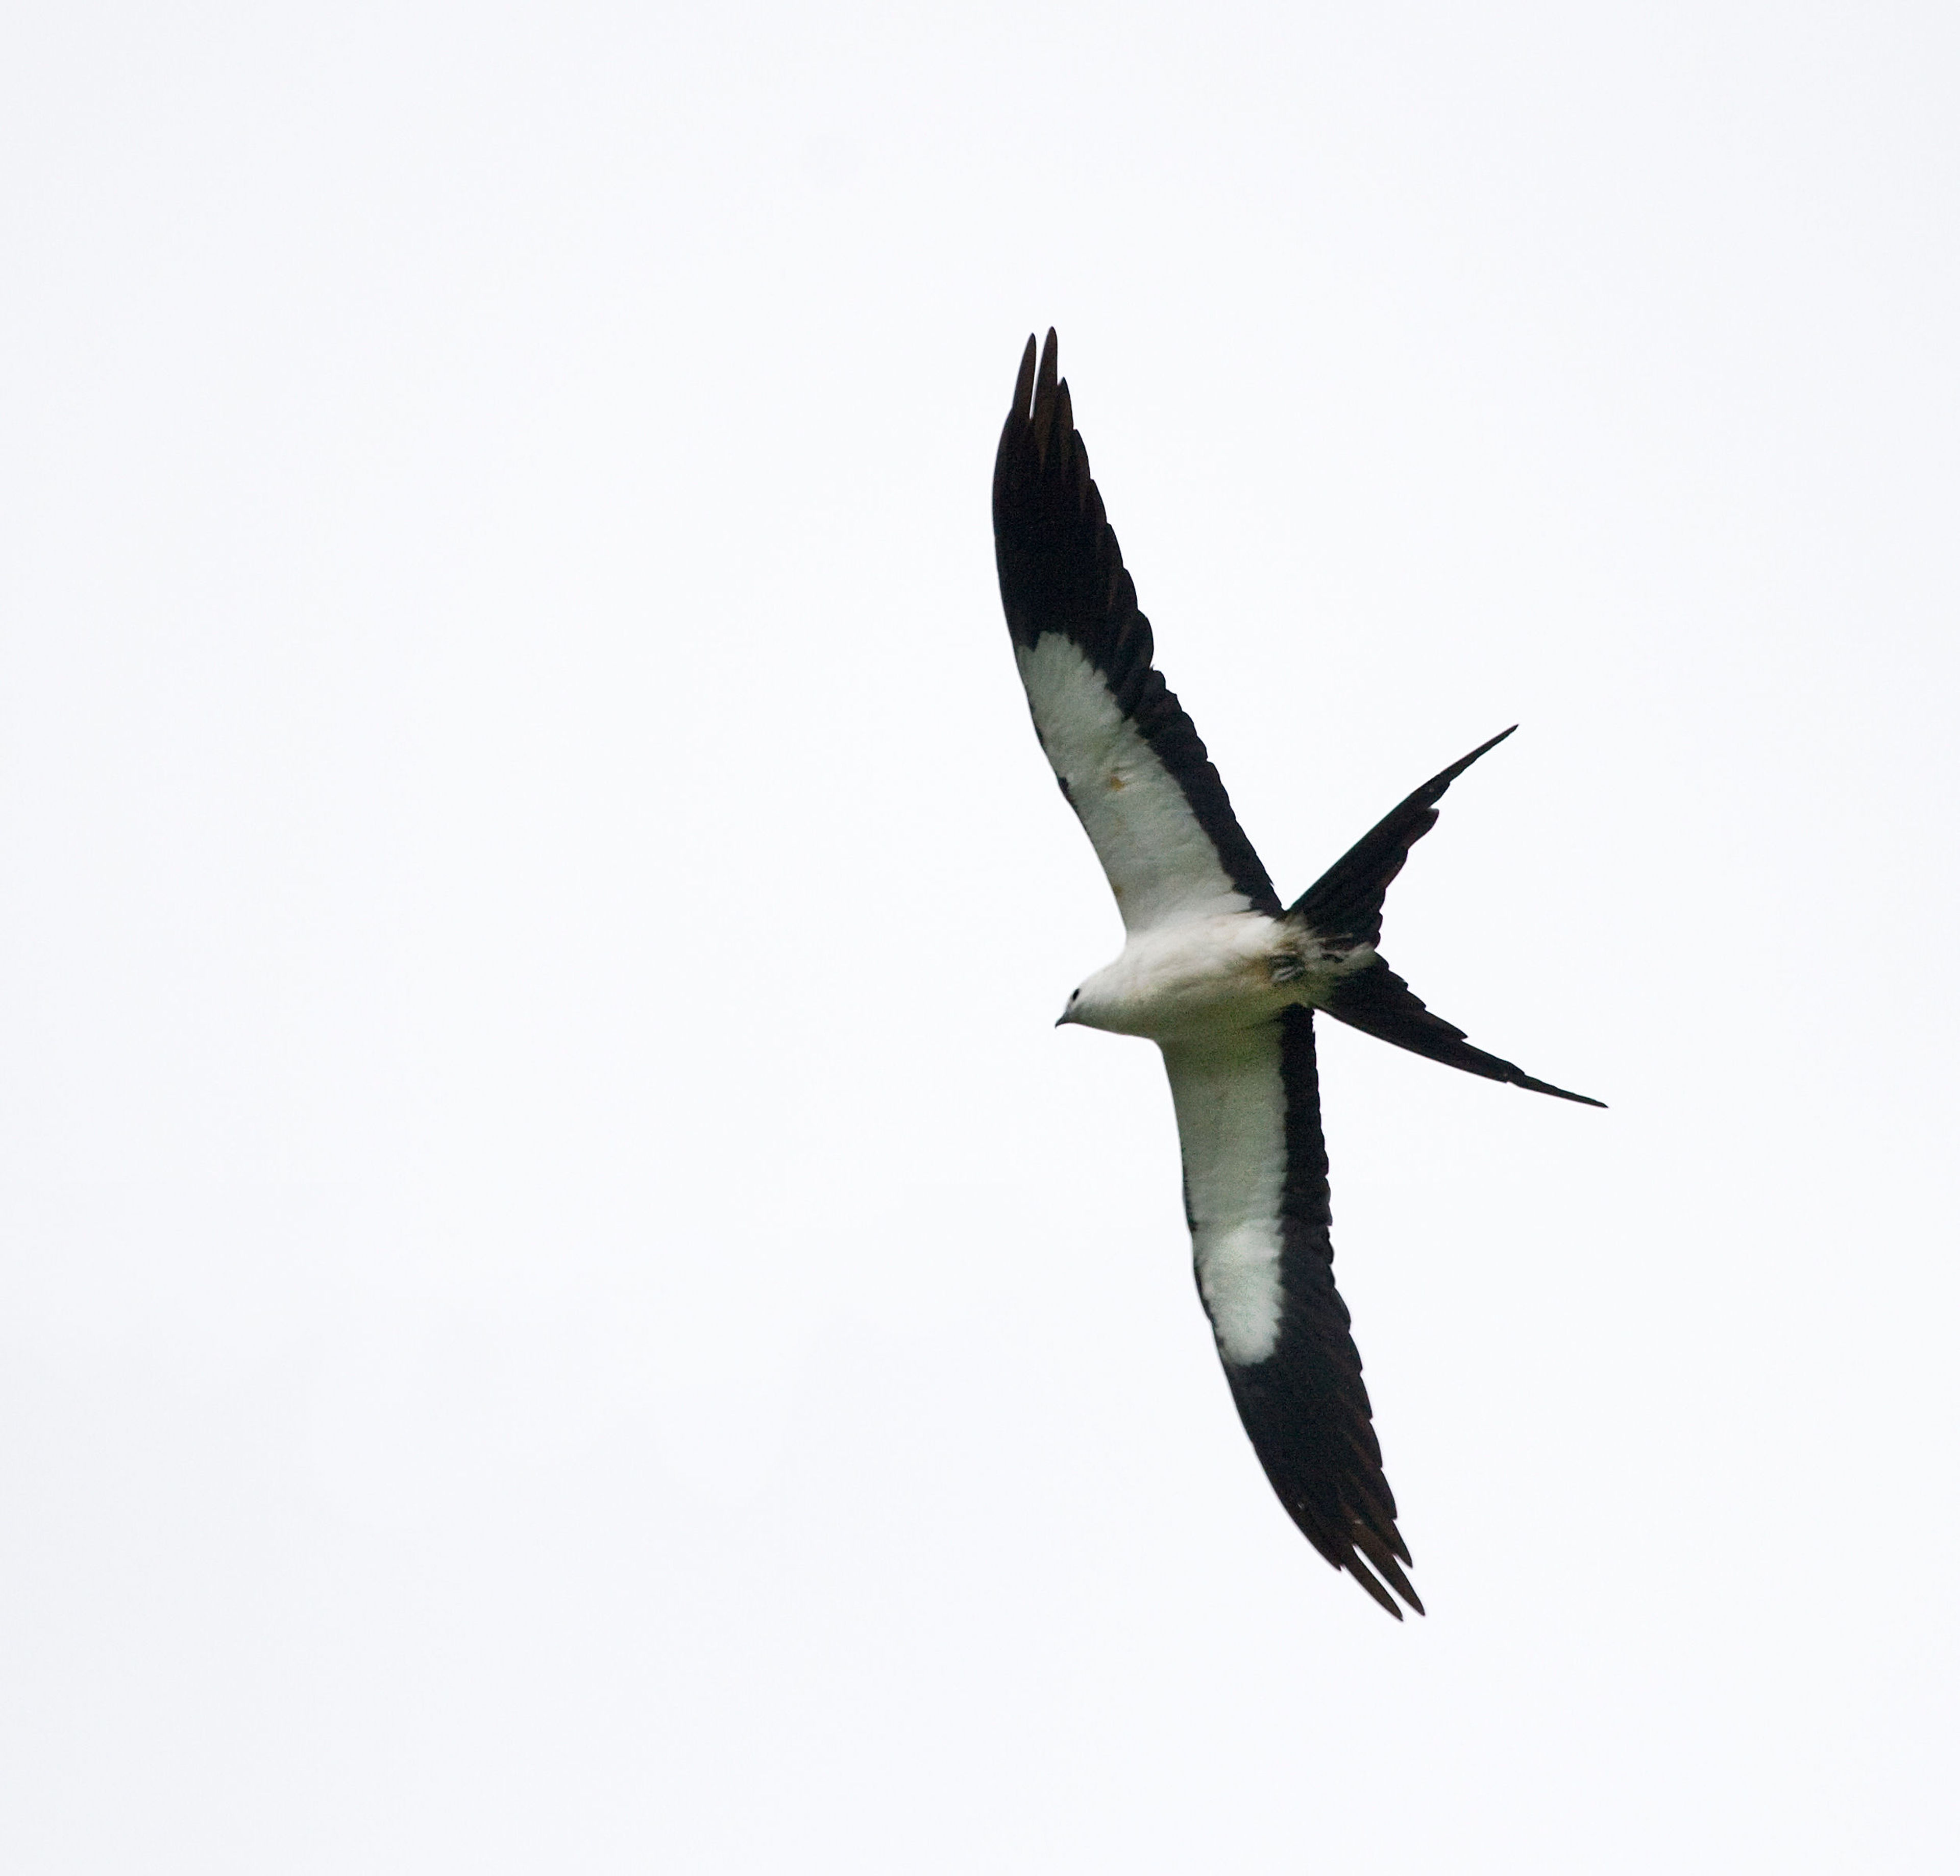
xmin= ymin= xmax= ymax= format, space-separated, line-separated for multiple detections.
xmin=3 ymin=3 xmax=1956 ymax=1869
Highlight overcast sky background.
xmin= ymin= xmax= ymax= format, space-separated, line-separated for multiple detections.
xmin=4 ymin=3 xmax=1957 ymax=1869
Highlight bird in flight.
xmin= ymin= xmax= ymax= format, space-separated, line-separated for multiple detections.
xmin=991 ymin=331 xmax=1602 ymax=1619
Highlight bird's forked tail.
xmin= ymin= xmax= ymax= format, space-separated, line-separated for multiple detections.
xmin=1288 ymin=729 xmax=1604 ymax=1108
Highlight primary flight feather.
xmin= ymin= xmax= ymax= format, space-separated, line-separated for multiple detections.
xmin=991 ymin=330 xmax=1601 ymax=1619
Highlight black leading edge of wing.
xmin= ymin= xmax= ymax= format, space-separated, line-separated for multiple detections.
xmin=992 ymin=330 xmax=1281 ymax=918
xmin=1227 ymin=1007 xmax=1424 ymax=1619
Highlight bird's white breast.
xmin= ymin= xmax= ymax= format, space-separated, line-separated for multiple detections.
xmin=1080 ymin=913 xmax=1294 ymax=1040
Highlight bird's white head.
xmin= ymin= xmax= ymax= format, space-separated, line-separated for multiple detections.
xmin=1054 ymin=964 xmax=1127 ymax=1033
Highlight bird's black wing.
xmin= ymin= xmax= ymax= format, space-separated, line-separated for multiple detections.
xmin=993 ymin=330 xmax=1280 ymax=930
xmin=1163 ymin=1008 xmax=1421 ymax=1618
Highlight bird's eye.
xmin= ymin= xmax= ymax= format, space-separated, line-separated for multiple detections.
xmin=1069 ymin=990 xmax=1080 ymax=1004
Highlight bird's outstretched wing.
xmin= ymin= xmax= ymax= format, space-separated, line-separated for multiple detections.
xmin=1163 ymin=1008 xmax=1422 ymax=1618
xmin=992 ymin=331 xmax=1280 ymax=931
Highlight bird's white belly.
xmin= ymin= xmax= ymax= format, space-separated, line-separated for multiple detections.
xmin=1088 ymin=914 xmax=1295 ymax=1040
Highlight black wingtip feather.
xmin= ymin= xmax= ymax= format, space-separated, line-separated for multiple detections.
xmin=1353 ymin=1524 xmax=1424 ymax=1610
xmin=1032 ymin=329 xmax=1061 ymax=458
xmin=1348 ymin=1558 xmax=1406 ymax=1620
xmin=1011 ymin=334 xmax=1037 ymax=420
xmin=1056 ymin=380 xmax=1077 ymax=474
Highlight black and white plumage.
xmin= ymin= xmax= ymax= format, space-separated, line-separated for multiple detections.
xmin=992 ymin=331 xmax=1601 ymax=1620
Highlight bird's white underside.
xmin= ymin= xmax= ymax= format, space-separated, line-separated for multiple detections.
xmin=1016 ymin=635 xmax=1254 ymax=934
xmin=1018 ymin=632 xmax=1289 ymax=1367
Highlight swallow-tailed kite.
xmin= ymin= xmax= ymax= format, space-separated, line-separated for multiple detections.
xmin=992 ymin=331 xmax=1601 ymax=1619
